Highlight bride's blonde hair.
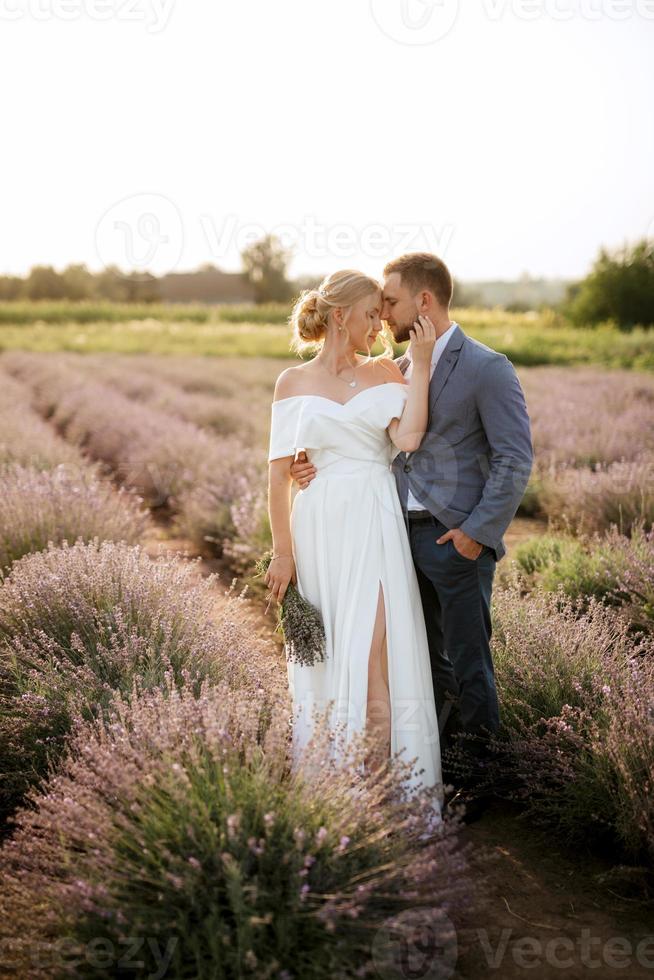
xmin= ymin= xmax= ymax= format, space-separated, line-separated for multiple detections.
xmin=289 ymin=269 xmax=394 ymax=360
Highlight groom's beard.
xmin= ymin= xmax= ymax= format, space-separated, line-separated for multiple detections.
xmin=390 ymin=321 xmax=414 ymax=344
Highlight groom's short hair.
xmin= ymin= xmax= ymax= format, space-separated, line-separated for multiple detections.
xmin=383 ymin=253 xmax=453 ymax=308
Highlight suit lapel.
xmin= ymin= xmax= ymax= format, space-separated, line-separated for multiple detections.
xmin=429 ymin=324 xmax=465 ymax=409
xmin=395 ymin=324 xmax=466 ymax=406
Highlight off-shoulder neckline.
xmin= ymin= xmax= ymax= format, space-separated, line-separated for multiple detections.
xmin=272 ymin=381 xmax=408 ymax=409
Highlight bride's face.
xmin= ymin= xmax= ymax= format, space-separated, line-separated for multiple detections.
xmin=341 ymin=290 xmax=383 ymax=352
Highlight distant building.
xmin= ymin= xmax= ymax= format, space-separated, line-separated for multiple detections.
xmin=158 ymin=265 xmax=256 ymax=304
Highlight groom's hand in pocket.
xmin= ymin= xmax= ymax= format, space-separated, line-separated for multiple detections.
xmin=290 ymin=451 xmax=317 ymax=489
xmin=437 ymin=527 xmax=483 ymax=560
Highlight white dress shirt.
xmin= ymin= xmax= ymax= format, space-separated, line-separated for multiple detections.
xmin=403 ymin=320 xmax=458 ymax=511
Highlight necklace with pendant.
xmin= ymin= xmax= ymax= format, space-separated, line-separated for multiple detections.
xmin=318 ymin=357 xmax=358 ymax=387
xmin=339 ymin=366 xmax=358 ymax=387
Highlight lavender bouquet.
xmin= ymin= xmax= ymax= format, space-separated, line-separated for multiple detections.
xmin=255 ymin=551 xmax=326 ymax=667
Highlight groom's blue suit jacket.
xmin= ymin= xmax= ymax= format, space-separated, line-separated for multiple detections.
xmin=392 ymin=323 xmax=534 ymax=562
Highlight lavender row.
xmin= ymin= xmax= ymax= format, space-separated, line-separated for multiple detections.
xmin=0 ymin=352 xmax=268 ymax=564
xmin=0 ymin=677 xmax=479 ymax=979
xmin=0 ymin=368 xmax=151 ymax=575
xmin=5 ymin=352 xmax=653 ymax=544
xmin=0 ymin=538 xmax=284 ymax=830
xmin=65 ymin=353 xmax=260 ymax=445
xmin=488 ymin=585 xmax=654 ymax=862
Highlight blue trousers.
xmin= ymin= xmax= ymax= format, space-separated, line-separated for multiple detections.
xmin=408 ymin=514 xmax=500 ymax=757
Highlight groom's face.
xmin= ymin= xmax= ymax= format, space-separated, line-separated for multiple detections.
xmin=381 ymin=273 xmax=420 ymax=344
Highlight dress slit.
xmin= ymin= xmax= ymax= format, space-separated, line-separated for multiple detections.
xmin=364 ymin=579 xmax=391 ymax=770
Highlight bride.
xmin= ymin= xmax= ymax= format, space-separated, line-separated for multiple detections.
xmin=265 ymin=269 xmax=444 ymax=810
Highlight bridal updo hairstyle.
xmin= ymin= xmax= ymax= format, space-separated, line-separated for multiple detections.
xmin=290 ymin=269 xmax=382 ymax=355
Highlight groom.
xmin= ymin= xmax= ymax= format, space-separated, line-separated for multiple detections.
xmin=290 ymin=252 xmax=533 ymax=813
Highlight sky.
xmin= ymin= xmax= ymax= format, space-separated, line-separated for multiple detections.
xmin=1 ymin=0 xmax=653 ymax=283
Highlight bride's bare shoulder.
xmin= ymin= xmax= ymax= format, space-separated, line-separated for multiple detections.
xmin=373 ymin=356 xmax=408 ymax=385
xmin=273 ymin=364 xmax=311 ymax=401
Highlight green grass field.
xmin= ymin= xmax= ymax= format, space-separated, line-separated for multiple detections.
xmin=0 ymin=301 xmax=652 ymax=369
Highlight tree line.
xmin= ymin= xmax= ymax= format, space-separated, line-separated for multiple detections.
xmin=1 ymin=235 xmax=652 ymax=330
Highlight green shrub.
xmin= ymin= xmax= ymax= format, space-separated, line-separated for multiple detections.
xmin=565 ymin=239 xmax=654 ymax=330
xmin=512 ymin=525 xmax=654 ymax=635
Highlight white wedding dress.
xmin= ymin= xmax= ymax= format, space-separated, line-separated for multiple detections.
xmin=268 ymin=381 xmax=443 ymax=811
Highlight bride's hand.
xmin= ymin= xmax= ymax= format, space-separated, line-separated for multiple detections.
xmin=264 ymin=555 xmax=297 ymax=605
xmin=409 ymin=315 xmax=437 ymax=368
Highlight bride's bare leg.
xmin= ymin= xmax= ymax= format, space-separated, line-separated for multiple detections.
xmin=365 ymin=582 xmax=391 ymax=773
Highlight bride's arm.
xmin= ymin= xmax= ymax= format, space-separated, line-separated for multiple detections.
xmin=265 ymin=457 xmax=296 ymax=603
xmin=264 ymin=369 xmax=298 ymax=603
xmin=387 ymin=315 xmax=436 ymax=452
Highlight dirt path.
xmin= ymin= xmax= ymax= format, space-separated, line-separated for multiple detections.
xmin=140 ymin=522 xmax=285 ymax=657
xmin=503 ymin=515 xmax=551 ymax=553
xmin=457 ymin=799 xmax=653 ymax=978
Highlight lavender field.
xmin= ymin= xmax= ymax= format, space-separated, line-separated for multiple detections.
xmin=1 ymin=348 xmax=653 ymax=978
